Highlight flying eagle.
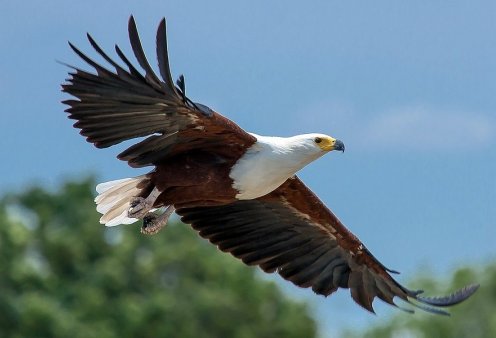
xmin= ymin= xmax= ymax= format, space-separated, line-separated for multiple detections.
xmin=62 ymin=16 xmax=478 ymax=315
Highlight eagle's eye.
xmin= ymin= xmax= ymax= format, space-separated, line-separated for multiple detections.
xmin=314 ymin=137 xmax=322 ymax=144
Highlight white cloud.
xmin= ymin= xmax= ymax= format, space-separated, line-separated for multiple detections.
xmin=295 ymin=102 xmax=495 ymax=151
xmin=361 ymin=107 xmax=494 ymax=151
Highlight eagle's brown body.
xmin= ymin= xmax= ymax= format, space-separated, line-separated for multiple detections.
xmin=150 ymin=151 xmax=241 ymax=208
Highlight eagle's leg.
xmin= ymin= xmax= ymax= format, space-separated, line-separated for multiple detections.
xmin=141 ymin=205 xmax=176 ymax=235
xmin=128 ymin=187 xmax=161 ymax=218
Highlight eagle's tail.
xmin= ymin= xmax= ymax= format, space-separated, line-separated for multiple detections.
xmin=95 ymin=175 xmax=150 ymax=227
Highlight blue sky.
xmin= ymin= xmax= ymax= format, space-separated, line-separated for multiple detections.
xmin=1 ymin=1 xmax=495 ymax=336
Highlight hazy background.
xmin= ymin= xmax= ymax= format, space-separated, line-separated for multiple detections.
xmin=1 ymin=1 xmax=495 ymax=336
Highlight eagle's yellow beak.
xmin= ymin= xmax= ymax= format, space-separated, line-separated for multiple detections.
xmin=318 ymin=137 xmax=345 ymax=152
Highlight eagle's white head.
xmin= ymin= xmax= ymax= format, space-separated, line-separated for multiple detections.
xmin=282 ymin=133 xmax=345 ymax=153
xmin=231 ymin=133 xmax=345 ymax=199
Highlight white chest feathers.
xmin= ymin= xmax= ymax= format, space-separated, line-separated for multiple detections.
xmin=229 ymin=133 xmax=326 ymax=200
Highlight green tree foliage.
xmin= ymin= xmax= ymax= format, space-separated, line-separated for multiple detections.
xmin=0 ymin=177 xmax=316 ymax=338
xmin=344 ymin=265 xmax=493 ymax=338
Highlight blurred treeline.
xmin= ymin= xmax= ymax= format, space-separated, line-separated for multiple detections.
xmin=1 ymin=177 xmax=494 ymax=338
xmin=0 ymin=177 xmax=316 ymax=338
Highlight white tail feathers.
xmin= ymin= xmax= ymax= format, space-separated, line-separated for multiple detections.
xmin=95 ymin=175 xmax=149 ymax=227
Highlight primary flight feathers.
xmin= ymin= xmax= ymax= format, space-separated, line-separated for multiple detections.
xmin=62 ymin=16 xmax=478 ymax=314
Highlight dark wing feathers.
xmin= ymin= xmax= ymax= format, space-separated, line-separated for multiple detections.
xmin=155 ymin=18 xmax=177 ymax=93
xmin=63 ymin=16 xmax=256 ymax=167
xmin=86 ymin=33 xmax=137 ymax=83
xmin=128 ymin=16 xmax=165 ymax=92
xmin=415 ymin=284 xmax=480 ymax=307
xmin=114 ymin=43 xmax=147 ymax=80
xmin=177 ymin=177 xmax=479 ymax=315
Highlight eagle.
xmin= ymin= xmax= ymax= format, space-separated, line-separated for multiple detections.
xmin=62 ymin=16 xmax=478 ymax=315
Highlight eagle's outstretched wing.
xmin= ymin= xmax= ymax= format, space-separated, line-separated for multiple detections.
xmin=63 ymin=16 xmax=256 ymax=168
xmin=178 ymin=176 xmax=479 ymax=314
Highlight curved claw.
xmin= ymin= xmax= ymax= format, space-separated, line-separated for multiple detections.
xmin=140 ymin=205 xmax=175 ymax=235
xmin=128 ymin=197 xmax=151 ymax=218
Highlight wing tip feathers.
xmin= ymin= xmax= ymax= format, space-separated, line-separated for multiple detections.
xmin=414 ymin=283 xmax=479 ymax=307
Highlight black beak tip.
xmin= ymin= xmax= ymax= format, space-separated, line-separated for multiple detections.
xmin=335 ymin=139 xmax=345 ymax=153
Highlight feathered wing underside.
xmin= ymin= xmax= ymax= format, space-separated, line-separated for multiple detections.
xmin=177 ymin=177 xmax=478 ymax=314
xmin=62 ymin=16 xmax=256 ymax=167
